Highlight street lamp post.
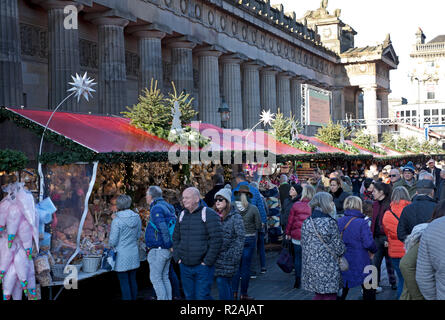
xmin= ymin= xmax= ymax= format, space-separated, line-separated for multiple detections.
xmin=218 ymin=97 xmax=230 ymax=129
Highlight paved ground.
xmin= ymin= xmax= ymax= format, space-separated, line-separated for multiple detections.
xmin=208 ymin=249 xmax=398 ymax=301
xmin=52 ymin=246 xmax=397 ymax=300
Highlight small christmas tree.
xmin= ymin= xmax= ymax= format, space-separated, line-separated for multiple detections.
xmin=121 ymin=79 xmax=172 ymax=139
xmin=165 ymin=82 xmax=198 ymax=125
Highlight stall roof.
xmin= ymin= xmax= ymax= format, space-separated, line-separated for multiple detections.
xmin=5 ymin=108 xmax=312 ymax=155
xmin=6 ymin=107 xmax=174 ymax=153
xmin=197 ymin=123 xmax=309 ymax=155
xmin=3 ymin=108 xmax=416 ymax=159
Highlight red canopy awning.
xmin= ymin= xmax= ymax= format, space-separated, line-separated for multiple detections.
xmin=7 ymin=108 xmax=174 ymax=153
xmin=5 ymin=108 xmax=363 ymax=156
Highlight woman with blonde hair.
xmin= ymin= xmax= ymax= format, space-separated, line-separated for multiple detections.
xmin=382 ymin=186 xmax=411 ymax=299
xmin=337 ymin=196 xmax=377 ymax=300
xmin=231 ymin=185 xmax=261 ymax=300
xmin=285 ymin=184 xmax=316 ymax=288
xmin=301 ymin=192 xmax=346 ymax=300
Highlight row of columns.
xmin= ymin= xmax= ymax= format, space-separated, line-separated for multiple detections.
xmin=1 ymin=0 xmax=352 ymax=131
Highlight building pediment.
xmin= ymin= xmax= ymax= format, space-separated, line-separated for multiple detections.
xmin=340 ymin=43 xmax=399 ymax=69
xmin=382 ymin=44 xmax=399 ymax=69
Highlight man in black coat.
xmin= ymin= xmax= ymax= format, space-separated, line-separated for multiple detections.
xmin=204 ymin=174 xmax=225 ymax=208
xmin=278 ymin=174 xmax=291 ymax=208
xmin=425 ymin=159 xmax=441 ymax=188
xmin=172 ymin=187 xmax=223 ymax=300
xmin=437 ymin=170 xmax=445 ymax=201
xmin=397 ymin=180 xmax=437 ymax=242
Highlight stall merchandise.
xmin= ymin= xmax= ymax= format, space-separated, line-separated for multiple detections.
xmin=0 ymin=183 xmax=39 ymax=300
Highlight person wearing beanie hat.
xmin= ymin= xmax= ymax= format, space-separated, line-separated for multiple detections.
xmin=213 ymin=188 xmax=245 ymax=300
xmin=214 ymin=188 xmax=233 ymax=207
xmin=394 ymin=162 xmax=417 ymax=199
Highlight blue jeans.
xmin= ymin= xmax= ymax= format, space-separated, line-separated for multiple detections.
xmin=116 ymin=269 xmax=138 ymax=300
xmin=391 ymin=258 xmax=404 ymax=299
xmin=206 ymin=265 xmax=215 ymax=300
xmin=179 ymin=263 xmax=213 ymax=300
xmin=232 ymin=236 xmax=257 ymax=296
xmin=293 ymin=243 xmax=302 ymax=281
xmin=257 ymin=231 xmax=266 ymax=269
xmin=216 ymin=276 xmax=233 ymax=300
xmin=169 ymin=262 xmax=182 ymax=298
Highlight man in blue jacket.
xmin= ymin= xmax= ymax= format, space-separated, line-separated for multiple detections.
xmin=145 ymin=186 xmax=177 ymax=300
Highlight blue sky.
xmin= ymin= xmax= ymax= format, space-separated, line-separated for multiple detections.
xmin=271 ymin=0 xmax=445 ymax=101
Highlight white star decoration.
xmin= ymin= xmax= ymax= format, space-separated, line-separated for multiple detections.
xmin=260 ymin=110 xmax=275 ymax=127
xmin=67 ymin=72 xmax=97 ymax=102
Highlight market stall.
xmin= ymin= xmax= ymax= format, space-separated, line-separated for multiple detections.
xmin=2 ymin=106 xmax=445 ymax=299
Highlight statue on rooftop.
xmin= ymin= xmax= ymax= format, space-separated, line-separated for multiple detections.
xmin=321 ymin=0 xmax=328 ymax=9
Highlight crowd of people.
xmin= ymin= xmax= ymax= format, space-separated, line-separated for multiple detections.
xmin=107 ymin=158 xmax=445 ymax=300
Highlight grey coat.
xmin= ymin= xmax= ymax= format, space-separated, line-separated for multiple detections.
xmin=301 ymin=210 xmax=346 ymax=294
xmin=214 ymin=209 xmax=245 ymax=278
xmin=416 ymin=217 xmax=445 ymax=300
xmin=109 ymin=209 xmax=142 ymax=272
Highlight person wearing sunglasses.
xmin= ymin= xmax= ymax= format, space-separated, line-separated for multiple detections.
xmin=231 ymin=185 xmax=262 ymax=300
xmin=389 ymin=169 xmax=401 ymax=186
xmin=212 ymin=188 xmax=245 ymax=300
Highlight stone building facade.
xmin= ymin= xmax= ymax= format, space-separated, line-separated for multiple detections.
xmin=0 ymin=0 xmax=399 ymax=135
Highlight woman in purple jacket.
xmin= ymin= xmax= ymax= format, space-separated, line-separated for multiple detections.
xmin=337 ymin=196 xmax=378 ymax=300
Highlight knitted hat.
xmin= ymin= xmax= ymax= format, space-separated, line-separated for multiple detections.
xmin=402 ymin=161 xmax=415 ymax=173
xmin=224 ymin=184 xmax=232 ymax=190
xmin=214 ymin=188 xmax=232 ymax=203
xmin=290 ymin=182 xmax=302 ymax=195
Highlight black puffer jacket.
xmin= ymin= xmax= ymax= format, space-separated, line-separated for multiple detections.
xmin=281 ymin=196 xmax=300 ymax=230
xmin=397 ymin=195 xmax=437 ymax=242
xmin=172 ymin=205 xmax=223 ymax=266
xmin=214 ymin=209 xmax=245 ymax=278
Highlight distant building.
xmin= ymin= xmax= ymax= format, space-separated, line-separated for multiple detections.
xmin=392 ymin=28 xmax=445 ymax=129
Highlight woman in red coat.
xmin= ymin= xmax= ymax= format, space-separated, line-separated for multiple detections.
xmin=382 ymin=186 xmax=411 ymax=299
xmin=285 ymin=184 xmax=316 ymax=288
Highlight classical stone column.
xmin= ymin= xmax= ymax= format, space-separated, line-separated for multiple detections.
xmin=0 ymin=0 xmax=24 ymax=106
xmin=195 ymin=46 xmax=223 ymax=125
xmin=331 ymin=86 xmax=346 ymax=123
xmin=166 ymin=36 xmax=197 ymax=100
xmin=260 ymin=67 xmax=278 ymax=114
xmin=85 ymin=14 xmax=129 ymax=115
xmin=127 ymin=24 xmax=169 ymax=94
xmin=379 ymin=89 xmax=390 ymax=134
xmin=277 ymin=73 xmax=292 ymax=117
xmin=242 ymin=61 xmax=264 ymax=129
xmin=362 ymin=85 xmax=379 ymax=136
xmin=221 ymin=54 xmax=245 ymax=129
xmin=290 ymin=78 xmax=302 ymax=123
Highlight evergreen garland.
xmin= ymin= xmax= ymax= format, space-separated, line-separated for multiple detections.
xmin=0 ymin=149 xmax=28 ymax=173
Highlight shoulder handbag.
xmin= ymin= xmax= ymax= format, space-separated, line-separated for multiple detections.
xmin=276 ymin=239 xmax=294 ymax=273
xmin=310 ymin=217 xmax=350 ymax=272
